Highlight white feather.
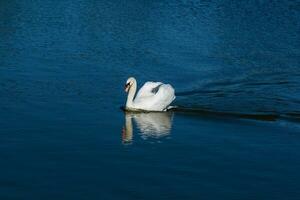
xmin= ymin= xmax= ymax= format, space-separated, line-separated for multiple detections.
xmin=135 ymin=81 xmax=162 ymax=99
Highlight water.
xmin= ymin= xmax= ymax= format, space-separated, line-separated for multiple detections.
xmin=0 ymin=0 xmax=300 ymax=199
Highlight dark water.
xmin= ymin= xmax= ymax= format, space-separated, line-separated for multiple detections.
xmin=1 ymin=0 xmax=300 ymax=199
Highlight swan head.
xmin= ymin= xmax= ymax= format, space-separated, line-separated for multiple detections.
xmin=124 ymin=77 xmax=136 ymax=93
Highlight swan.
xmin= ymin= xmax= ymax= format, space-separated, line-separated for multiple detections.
xmin=124 ymin=77 xmax=175 ymax=111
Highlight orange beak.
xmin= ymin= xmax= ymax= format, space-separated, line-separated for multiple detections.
xmin=124 ymin=83 xmax=130 ymax=92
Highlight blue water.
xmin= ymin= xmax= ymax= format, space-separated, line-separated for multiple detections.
xmin=1 ymin=0 xmax=300 ymax=199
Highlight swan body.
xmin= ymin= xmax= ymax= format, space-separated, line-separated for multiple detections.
xmin=124 ymin=77 xmax=175 ymax=111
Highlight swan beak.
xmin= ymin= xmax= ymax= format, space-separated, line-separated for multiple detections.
xmin=124 ymin=83 xmax=130 ymax=92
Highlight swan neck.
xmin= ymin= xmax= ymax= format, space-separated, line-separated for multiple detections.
xmin=126 ymin=79 xmax=137 ymax=108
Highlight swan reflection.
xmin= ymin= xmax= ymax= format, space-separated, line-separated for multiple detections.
xmin=122 ymin=112 xmax=174 ymax=144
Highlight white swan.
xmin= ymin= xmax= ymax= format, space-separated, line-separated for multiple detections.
xmin=124 ymin=77 xmax=175 ymax=111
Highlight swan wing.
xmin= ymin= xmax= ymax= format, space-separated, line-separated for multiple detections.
xmin=152 ymin=84 xmax=176 ymax=111
xmin=135 ymin=81 xmax=163 ymax=99
xmin=134 ymin=84 xmax=175 ymax=111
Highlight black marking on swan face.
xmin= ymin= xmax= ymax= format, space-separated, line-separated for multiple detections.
xmin=151 ymin=84 xmax=163 ymax=94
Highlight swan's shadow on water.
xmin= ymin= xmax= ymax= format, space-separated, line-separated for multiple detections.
xmin=122 ymin=111 xmax=174 ymax=145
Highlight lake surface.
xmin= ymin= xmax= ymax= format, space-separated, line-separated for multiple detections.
xmin=1 ymin=0 xmax=300 ymax=199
